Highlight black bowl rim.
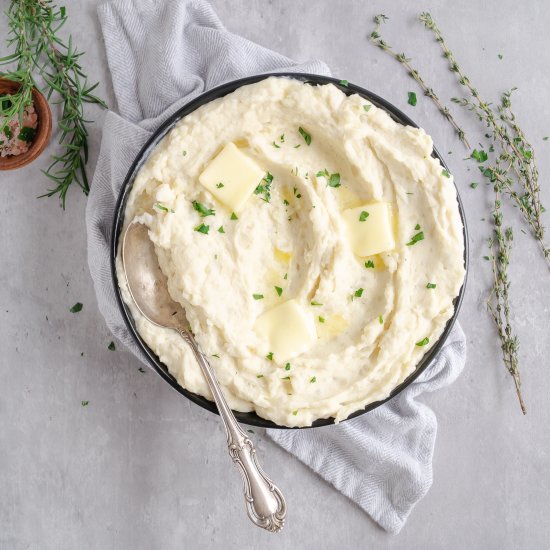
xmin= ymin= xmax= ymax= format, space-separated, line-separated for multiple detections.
xmin=110 ymin=72 xmax=469 ymax=429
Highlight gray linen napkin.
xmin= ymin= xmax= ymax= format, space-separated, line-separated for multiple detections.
xmin=86 ymin=0 xmax=467 ymax=535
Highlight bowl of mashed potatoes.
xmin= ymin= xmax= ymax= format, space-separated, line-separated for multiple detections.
xmin=112 ymin=73 xmax=467 ymax=428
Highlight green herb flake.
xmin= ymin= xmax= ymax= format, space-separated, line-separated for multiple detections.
xmin=426 ymin=282 xmax=437 ymax=289
xmin=285 ymin=363 xmax=291 ymax=371
xmin=266 ymin=352 xmax=274 ymax=361
xmin=365 ymin=260 xmax=375 ymax=269
xmin=310 ymin=300 xmax=323 ymax=306
xmin=318 ymin=316 xmax=325 ymax=323
xmin=154 ymin=202 xmax=173 ymax=213
xmin=4 ymin=126 xmax=12 ymax=139
xmin=216 ymin=182 xmax=224 ymax=188
xmin=256 ymin=374 xmax=264 ymax=378
xmin=294 ymin=144 xmax=301 ymax=148
xmin=282 ymin=376 xmax=291 ymax=381
xmin=217 ymin=225 xmax=225 ymax=233
xmin=298 ymin=126 xmax=311 ymax=146
xmin=18 ymin=127 xmax=36 ymax=142
xmin=406 ymin=231 xmax=425 ymax=246
xmin=359 ymin=211 xmax=370 ymax=222
xmin=280 ymin=134 xmax=285 ymax=142
xmin=471 ymin=149 xmax=488 ymax=163
xmin=253 ymin=294 xmax=264 ymax=300
xmin=230 ymin=212 xmax=238 ymax=220
xmin=182 ymin=150 xmax=187 ymax=156
xmin=470 ymin=182 xmax=479 ymax=189
xmin=254 ymin=172 xmax=273 ymax=202
xmin=283 ymin=273 xmax=288 ymax=280
xmin=415 ymin=223 xmax=421 ymax=230
xmin=107 ymin=341 xmax=116 ymax=351
xmin=441 ymin=169 xmax=451 ymax=178
xmin=543 ymin=136 xmax=549 ymax=141
xmin=310 ymin=376 xmax=317 ymax=383
xmin=363 ymin=104 xmax=372 ymax=112
xmin=483 ymin=255 xmax=490 ymax=261
xmin=60 ymin=6 xmax=66 ymax=18
xmin=272 ymin=141 xmax=280 ymax=148
xmin=70 ymin=302 xmax=83 ymax=313
xmin=416 ymin=337 xmax=430 ymax=347
xmin=212 ymin=354 xmax=220 ymax=358
xmin=378 ymin=315 xmax=383 ymax=324
xmin=138 ymin=367 xmax=146 ymax=373
xmin=498 ymin=53 xmax=503 ymax=59
xmin=354 ymin=288 xmax=364 ymax=298
xmin=192 ymin=200 xmax=215 ymax=217
xmin=408 ymin=91 xmax=417 ymax=106
xmin=283 ymin=199 xmax=290 ymax=206
xmin=292 ymin=409 xmax=298 ymax=416
xmin=328 ymin=173 xmax=341 ymax=188
xmin=339 ymin=79 xmax=349 ymax=87
xmin=274 ymin=286 xmax=283 ymax=297
xmin=81 ymin=400 xmax=89 ymax=406
xmin=194 ymin=223 xmax=209 ymax=234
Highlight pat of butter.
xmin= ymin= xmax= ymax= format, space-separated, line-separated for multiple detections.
xmin=255 ymin=299 xmax=317 ymax=362
xmin=198 ymin=142 xmax=265 ymax=212
xmin=342 ymin=202 xmax=395 ymax=257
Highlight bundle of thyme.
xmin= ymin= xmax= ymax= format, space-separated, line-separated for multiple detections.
xmin=0 ymin=0 xmax=106 ymax=207
xmin=370 ymin=13 xmax=549 ymax=413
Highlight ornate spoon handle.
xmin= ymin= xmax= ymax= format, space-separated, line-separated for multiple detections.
xmin=181 ymin=331 xmax=287 ymax=532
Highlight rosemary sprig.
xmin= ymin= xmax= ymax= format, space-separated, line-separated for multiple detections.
xmin=369 ymin=14 xmax=470 ymax=148
xmin=0 ymin=0 xmax=106 ymax=208
xmin=421 ymin=12 xmax=549 ymax=268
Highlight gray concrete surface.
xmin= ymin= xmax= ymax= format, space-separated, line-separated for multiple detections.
xmin=1 ymin=1 xmax=549 ymax=548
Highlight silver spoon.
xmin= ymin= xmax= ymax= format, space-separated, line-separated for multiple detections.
xmin=122 ymin=221 xmax=286 ymax=532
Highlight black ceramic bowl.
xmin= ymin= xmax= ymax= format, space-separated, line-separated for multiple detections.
xmin=111 ymin=72 xmax=468 ymax=429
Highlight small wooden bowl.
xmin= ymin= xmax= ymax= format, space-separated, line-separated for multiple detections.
xmin=0 ymin=77 xmax=52 ymax=170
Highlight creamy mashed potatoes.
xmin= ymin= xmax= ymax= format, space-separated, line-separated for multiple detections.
xmin=117 ymin=77 xmax=465 ymax=427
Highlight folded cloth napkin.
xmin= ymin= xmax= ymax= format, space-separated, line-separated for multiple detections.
xmin=87 ymin=0 xmax=467 ymax=535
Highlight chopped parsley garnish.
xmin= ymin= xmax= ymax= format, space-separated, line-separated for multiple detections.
xmin=470 ymin=182 xmax=479 ymax=189
xmin=406 ymin=231 xmax=424 ymax=246
xmin=266 ymin=352 xmax=274 ymax=361
xmin=192 ymin=200 xmax=215 ymax=217
xmin=339 ymin=79 xmax=349 ymax=86
xmin=415 ymin=223 xmax=421 ymax=230
xmin=298 ymin=126 xmax=311 ymax=146
xmin=310 ymin=300 xmax=323 ymax=306
xmin=194 ymin=223 xmax=209 ymax=234
xmin=416 ymin=337 xmax=430 ymax=347
xmin=365 ymin=260 xmax=375 ymax=269
xmin=275 ymin=286 xmax=283 ymax=297
xmin=378 ymin=315 xmax=384 ymax=324
xmin=292 ymin=409 xmax=298 ymax=416
xmin=407 ymin=91 xmax=417 ymax=106
xmin=4 ymin=126 xmax=12 ymax=139
xmin=285 ymin=363 xmax=291 ymax=371
xmin=316 ymin=168 xmax=341 ymax=187
xmin=253 ymin=294 xmax=264 ymax=300
xmin=218 ymin=226 xmax=225 ymax=233
xmin=212 ymin=354 xmax=220 ymax=358
xmin=310 ymin=376 xmax=317 ymax=383
xmin=108 ymin=341 xmax=116 ymax=351
xmin=363 ymin=104 xmax=371 ymax=112
xmin=471 ymin=149 xmax=488 ymax=163
xmin=294 ymin=144 xmax=301 ymax=148
xmin=216 ymin=182 xmax=224 ymax=188
xmin=280 ymin=134 xmax=285 ymax=142
xmin=441 ymin=169 xmax=451 ymax=178
xmin=81 ymin=400 xmax=89 ymax=406
xmin=272 ymin=141 xmax=280 ymax=148
xmin=256 ymin=374 xmax=264 ymax=378
xmin=254 ymin=172 xmax=273 ymax=202
xmin=283 ymin=199 xmax=290 ymax=206
xmin=70 ymin=302 xmax=83 ymax=313
xmin=154 ymin=202 xmax=174 ymax=213
xmin=137 ymin=367 xmax=146 ymax=373
xmin=182 ymin=150 xmax=187 ymax=156
xmin=498 ymin=53 xmax=503 ymax=59
xmin=283 ymin=273 xmax=288 ymax=280
xmin=483 ymin=255 xmax=490 ymax=261
xmin=354 ymin=288 xmax=364 ymax=298
xmin=230 ymin=212 xmax=238 ymax=220
xmin=282 ymin=376 xmax=291 ymax=381
xmin=18 ymin=127 xmax=36 ymax=142
xmin=426 ymin=282 xmax=437 ymax=289
xmin=318 ymin=316 xmax=325 ymax=323
xmin=359 ymin=211 xmax=370 ymax=222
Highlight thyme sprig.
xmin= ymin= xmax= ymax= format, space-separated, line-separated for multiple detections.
xmin=487 ymin=192 xmax=525 ymax=414
xmin=369 ymin=14 xmax=470 ymax=148
xmin=0 ymin=0 xmax=106 ymax=208
xmin=420 ymin=12 xmax=549 ymax=268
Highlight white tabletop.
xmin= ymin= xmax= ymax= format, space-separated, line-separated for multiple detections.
xmin=1 ymin=1 xmax=549 ymax=548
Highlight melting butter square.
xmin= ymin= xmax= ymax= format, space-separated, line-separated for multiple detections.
xmin=255 ymin=299 xmax=317 ymax=362
xmin=342 ymin=202 xmax=395 ymax=257
xmin=198 ymin=142 xmax=265 ymax=212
